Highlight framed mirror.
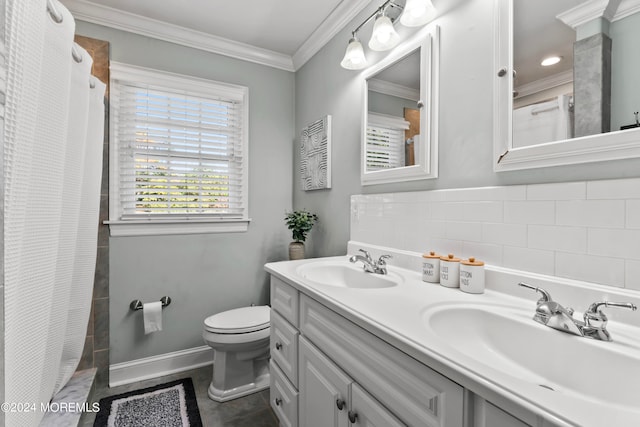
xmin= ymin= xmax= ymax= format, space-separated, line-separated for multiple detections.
xmin=494 ymin=0 xmax=640 ymax=171
xmin=361 ymin=28 xmax=439 ymax=185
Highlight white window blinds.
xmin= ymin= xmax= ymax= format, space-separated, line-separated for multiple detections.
xmin=366 ymin=113 xmax=409 ymax=171
xmin=111 ymin=64 xmax=248 ymax=223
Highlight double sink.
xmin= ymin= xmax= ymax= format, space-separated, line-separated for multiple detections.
xmin=291 ymin=257 xmax=640 ymax=424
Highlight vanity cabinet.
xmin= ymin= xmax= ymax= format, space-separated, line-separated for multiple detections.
xmin=299 ymin=335 xmax=404 ymax=427
xmin=269 ymin=275 xmax=464 ymax=427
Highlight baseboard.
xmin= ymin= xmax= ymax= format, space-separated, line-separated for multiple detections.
xmin=109 ymin=346 xmax=213 ymax=387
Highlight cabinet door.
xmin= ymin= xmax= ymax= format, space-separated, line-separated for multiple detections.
xmin=349 ymin=383 xmax=406 ymax=427
xmin=473 ymin=398 xmax=531 ymax=427
xmin=299 ymin=336 xmax=350 ymax=427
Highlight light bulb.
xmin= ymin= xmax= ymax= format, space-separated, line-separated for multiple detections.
xmin=400 ymin=0 xmax=436 ymax=27
xmin=341 ymin=37 xmax=367 ymax=70
xmin=369 ymin=13 xmax=400 ymax=51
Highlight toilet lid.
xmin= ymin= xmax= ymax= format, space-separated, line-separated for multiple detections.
xmin=204 ymin=306 xmax=270 ymax=334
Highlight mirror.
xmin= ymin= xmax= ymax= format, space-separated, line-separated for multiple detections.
xmin=362 ymin=29 xmax=438 ymax=185
xmin=494 ymin=0 xmax=640 ymax=171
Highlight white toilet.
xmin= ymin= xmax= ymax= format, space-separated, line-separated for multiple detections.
xmin=202 ymin=305 xmax=271 ymax=402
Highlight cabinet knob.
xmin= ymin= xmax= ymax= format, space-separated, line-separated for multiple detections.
xmin=275 ymin=342 xmax=282 ymax=350
xmin=336 ymin=398 xmax=345 ymax=411
xmin=274 ymin=397 xmax=282 ymax=406
xmin=348 ymin=410 xmax=358 ymax=423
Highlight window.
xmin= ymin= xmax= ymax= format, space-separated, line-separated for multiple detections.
xmin=108 ymin=62 xmax=249 ymax=236
xmin=366 ymin=113 xmax=410 ymax=171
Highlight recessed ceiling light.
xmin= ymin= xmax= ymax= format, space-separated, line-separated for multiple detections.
xmin=541 ymin=56 xmax=562 ymax=66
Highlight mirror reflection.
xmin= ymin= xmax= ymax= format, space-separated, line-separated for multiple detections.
xmin=512 ymin=0 xmax=640 ymax=149
xmin=366 ymin=48 xmax=421 ymax=172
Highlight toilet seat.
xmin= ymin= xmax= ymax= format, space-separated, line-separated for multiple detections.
xmin=204 ymin=305 xmax=270 ymax=334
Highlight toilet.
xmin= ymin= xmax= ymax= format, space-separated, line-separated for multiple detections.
xmin=202 ymin=305 xmax=271 ymax=402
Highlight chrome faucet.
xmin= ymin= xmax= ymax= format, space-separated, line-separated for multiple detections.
xmin=349 ymin=249 xmax=391 ymax=275
xmin=581 ymin=301 xmax=637 ymax=341
xmin=518 ymin=282 xmax=637 ymax=341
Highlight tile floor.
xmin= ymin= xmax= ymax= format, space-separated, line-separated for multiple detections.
xmin=81 ymin=364 xmax=278 ymax=427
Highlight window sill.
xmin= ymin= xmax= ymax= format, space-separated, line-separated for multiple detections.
xmin=106 ymin=219 xmax=251 ymax=237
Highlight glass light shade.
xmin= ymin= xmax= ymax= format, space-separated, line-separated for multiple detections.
xmin=340 ymin=37 xmax=367 ymax=70
xmin=368 ymin=14 xmax=400 ymax=51
xmin=400 ymin=0 xmax=437 ymax=27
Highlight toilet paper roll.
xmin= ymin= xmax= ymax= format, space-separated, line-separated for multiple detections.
xmin=143 ymin=301 xmax=163 ymax=334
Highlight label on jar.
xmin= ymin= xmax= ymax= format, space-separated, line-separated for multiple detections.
xmin=460 ymin=269 xmax=472 ymax=287
xmin=441 ymin=264 xmax=449 ymax=280
xmin=423 ymin=262 xmax=436 ymax=278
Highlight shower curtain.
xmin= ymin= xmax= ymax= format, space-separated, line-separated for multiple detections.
xmin=4 ymin=0 xmax=105 ymax=425
xmin=512 ymin=94 xmax=572 ymax=148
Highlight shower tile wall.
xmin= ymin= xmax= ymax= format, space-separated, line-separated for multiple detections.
xmin=74 ymin=35 xmax=110 ymax=388
xmin=351 ymin=178 xmax=640 ymax=289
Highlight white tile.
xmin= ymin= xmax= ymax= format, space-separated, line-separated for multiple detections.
xmin=425 ymin=220 xmax=448 ymax=239
xmin=625 ymin=260 xmax=640 ymax=290
xmin=587 ymin=177 xmax=640 ymax=200
xmin=555 ymin=252 xmax=625 ymax=288
xmin=503 ymin=246 xmax=555 ymax=276
xmin=588 ymin=228 xmax=640 ymax=260
xmin=446 ymin=221 xmax=483 ymax=242
xmin=461 ymin=241 xmax=503 ymax=266
xmin=504 ymin=201 xmax=555 ymax=225
xmin=556 ymin=200 xmax=625 ymax=228
xmin=429 ymin=238 xmax=463 ymax=257
xmin=526 ymin=181 xmax=586 ymax=200
xmin=431 ymin=201 xmax=503 ymax=222
xmin=528 ymin=225 xmax=587 ymax=253
xmin=482 ymin=223 xmax=527 ymax=247
xmin=627 ymin=200 xmax=640 ymax=229
xmin=443 ymin=185 xmax=526 ymax=201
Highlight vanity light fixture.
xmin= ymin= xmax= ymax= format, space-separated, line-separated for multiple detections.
xmin=400 ymin=0 xmax=437 ymax=26
xmin=541 ymin=56 xmax=562 ymax=66
xmin=369 ymin=12 xmax=401 ymax=51
xmin=341 ymin=35 xmax=368 ymax=69
xmin=340 ymin=0 xmax=436 ymax=70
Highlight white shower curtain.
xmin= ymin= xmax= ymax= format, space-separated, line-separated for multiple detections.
xmin=4 ymin=0 xmax=105 ymax=425
xmin=512 ymin=94 xmax=572 ymax=148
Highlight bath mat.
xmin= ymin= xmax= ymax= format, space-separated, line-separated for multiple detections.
xmin=94 ymin=378 xmax=203 ymax=427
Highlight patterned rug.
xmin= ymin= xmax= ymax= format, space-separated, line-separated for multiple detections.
xmin=94 ymin=378 xmax=203 ymax=427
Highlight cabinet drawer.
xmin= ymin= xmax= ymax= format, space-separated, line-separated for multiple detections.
xmin=300 ymin=295 xmax=464 ymax=427
xmin=270 ymin=360 xmax=298 ymax=427
xmin=271 ymin=276 xmax=299 ymax=327
xmin=271 ymin=310 xmax=299 ymax=387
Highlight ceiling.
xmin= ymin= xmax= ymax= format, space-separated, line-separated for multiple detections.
xmin=514 ymin=0 xmax=585 ymax=89
xmin=60 ymin=0 xmax=373 ymax=71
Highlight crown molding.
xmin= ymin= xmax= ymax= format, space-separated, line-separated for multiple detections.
xmin=557 ymin=0 xmax=640 ymax=28
xmin=292 ymin=0 xmax=372 ymax=70
xmin=60 ymin=0 xmax=296 ymax=72
xmin=557 ymin=0 xmax=610 ymax=28
xmin=612 ymin=0 xmax=640 ymax=21
xmin=368 ymin=78 xmax=420 ymax=101
xmin=515 ymin=69 xmax=573 ymax=99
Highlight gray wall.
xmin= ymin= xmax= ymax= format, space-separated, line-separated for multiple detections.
xmin=611 ymin=12 xmax=640 ymax=130
xmin=368 ymin=91 xmax=417 ymax=117
xmin=76 ymin=22 xmax=294 ymax=364
xmin=294 ymin=0 xmax=640 ymax=258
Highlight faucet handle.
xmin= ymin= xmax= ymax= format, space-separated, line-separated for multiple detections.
xmin=358 ymin=249 xmax=372 ymax=261
xmin=584 ymin=301 xmax=637 ymax=325
xmin=518 ymin=282 xmax=552 ymax=304
xmin=377 ymin=254 xmax=392 ymax=265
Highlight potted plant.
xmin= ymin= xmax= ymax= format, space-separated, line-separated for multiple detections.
xmin=284 ymin=210 xmax=319 ymax=260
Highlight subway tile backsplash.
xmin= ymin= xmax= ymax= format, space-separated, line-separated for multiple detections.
xmin=351 ymin=178 xmax=640 ymax=289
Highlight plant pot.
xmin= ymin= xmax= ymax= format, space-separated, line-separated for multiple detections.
xmin=289 ymin=242 xmax=305 ymax=260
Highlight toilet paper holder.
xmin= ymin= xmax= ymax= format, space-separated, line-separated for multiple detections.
xmin=130 ymin=296 xmax=171 ymax=311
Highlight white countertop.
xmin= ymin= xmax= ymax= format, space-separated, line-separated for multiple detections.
xmin=265 ymin=253 xmax=640 ymax=427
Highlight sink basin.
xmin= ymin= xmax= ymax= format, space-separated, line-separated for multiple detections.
xmin=423 ymin=303 xmax=640 ymax=408
xmin=296 ymin=261 xmax=401 ymax=289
